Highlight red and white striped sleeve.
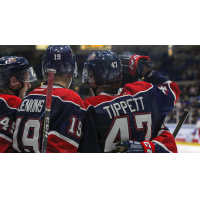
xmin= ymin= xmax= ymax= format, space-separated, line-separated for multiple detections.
xmin=151 ymin=129 xmax=178 ymax=153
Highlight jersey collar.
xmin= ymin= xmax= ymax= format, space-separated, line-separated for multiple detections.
xmin=99 ymin=88 xmax=123 ymax=96
xmin=0 ymin=90 xmax=15 ymax=96
xmin=40 ymin=83 xmax=65 ymax=89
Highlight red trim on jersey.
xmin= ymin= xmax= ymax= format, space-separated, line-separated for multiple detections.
xmin=0 ymin=93 xmax=22 ymax=109
xmin=133 ymin=112 xmax=152 ymax=141
xmin=83 ymin=82 xmax=153 ymax=109
xmin=168 ymin=82 xmax=181 ymax=104
xmin=0 ymin=137 xmax=13 ymax=153
xmin=29 ymin=87 xmax=85 ymax=110
xmin=123 ymin=81 xmax=153 ymax=95
xmin=153 ymin=130 xmax=178 ymax=153
xmin=46 ymin=134 xmax=78 ymax=153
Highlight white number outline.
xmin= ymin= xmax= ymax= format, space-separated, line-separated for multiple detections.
xmin=133 ymin=112 xmax=152 ymax=141
xmin=0 ymin=116 xmax=10 ymax=131
xmin=68 ymin=116 xmax=82 ymax=138
xmin=104 ymin=115 xmax=131 ymax=152
xmin=104 ymin=113 xmax=152 ymax=152
xmin=13 ymin=117 xmax=42 ymax=153
xmin=68 ymin=116 xmax=77 ymax=135
xmin=111 ymin=62 xmax=117 ymax=68
xmin=75 ymin=120 xmax=82 ymax=138
xmin=21 ymin=117 xmax=42 ymax=153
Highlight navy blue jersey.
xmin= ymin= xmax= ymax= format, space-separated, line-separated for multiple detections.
xmin=0 ymin=92 xmax=22 ymax=152
xmin=13 ymin=84 xmax=85 ymax=153
xmin=78 ymin=72 xmax=180 ymax=152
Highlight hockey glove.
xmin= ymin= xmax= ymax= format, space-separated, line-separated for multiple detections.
xmin=118 ymin=52 xmax=139 ymax=86
xmin=112 ymin=140 xmax=160 ymax=153
xmin=128 ymin=55 xmax=154 ymax=79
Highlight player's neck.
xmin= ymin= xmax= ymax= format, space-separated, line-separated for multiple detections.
xmin=96 ymin=85 xmax=119 ymax=96
xmin=53 ymin=80 xmax=69 ymax=89
xmin=0 ymin=87 xmax=16 ymax=96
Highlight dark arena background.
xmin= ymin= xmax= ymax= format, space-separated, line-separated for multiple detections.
xmin=1 ymin=45 xmax=200 ymax=152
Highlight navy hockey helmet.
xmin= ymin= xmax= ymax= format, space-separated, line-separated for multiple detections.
xmin=82 ymin=50 xmax=122 ymax=87
xmin=42 ymin=45 xmax=77 ymax=80
xmin=118 ymin=52 xmax=139 ymax=86
xmin=0 ymin=56 xmax=37 ymax=87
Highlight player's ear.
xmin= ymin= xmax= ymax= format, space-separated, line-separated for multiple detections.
xmin=10 ymin=76 xmax=20 ymax=86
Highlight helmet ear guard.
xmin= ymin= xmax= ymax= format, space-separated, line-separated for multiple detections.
xmin=10 ymin=77 xmax=20 ymax=85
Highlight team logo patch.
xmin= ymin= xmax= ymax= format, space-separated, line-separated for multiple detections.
xmin=88 ymin=54 xmax=96 ymax=61
xmin=6 ymin=58 xmax=17 ymax=64
xmin=158 ymin=85 xmax=169 ymax=95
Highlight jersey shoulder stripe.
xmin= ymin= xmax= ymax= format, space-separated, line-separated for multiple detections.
xmin=0 ymin=133 xmax=12 ymax=143
xmin=0 ymin=136 xmax=13 ymax=153
xmin=167 ymin=82 xmax=181 ymax=104
xmin=48 ymin=131 xmax=79 ymax=148
xmin=0 ymin=94 xmax=22 ymax=110
xmin=152 ymin=140 xmax=173 ymax=153
xmin=83 ymin=82 xmax=153 ymax=109
xmin=123 ymin=81 xmax=153 ymax=94
xmin=28 ymin=86 xmax=85 ymax=110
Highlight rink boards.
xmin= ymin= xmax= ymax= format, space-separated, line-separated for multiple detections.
xmin=166 ymin=123 xmax=200 ymax=153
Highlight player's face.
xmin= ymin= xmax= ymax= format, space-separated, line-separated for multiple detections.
xmin=18 ymin=81 xmax=31 ymax=99
xmin=18 ymin=72 xmax=31 ymax=99
xmin=88 ymin=73 xmax=97 ymax=88
xmin=23 ymin=71 xmax=30 ymax=82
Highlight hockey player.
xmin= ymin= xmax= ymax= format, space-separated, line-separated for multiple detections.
xmin=113 ymin=52 xmax=178 ymax=153
xmin=13 ymin=45 xmax=85 ymax=153
xmin=78 ymin=50 xmax=180 ymax=153
xmin=0 ymin=56 xmax=37 ymax=152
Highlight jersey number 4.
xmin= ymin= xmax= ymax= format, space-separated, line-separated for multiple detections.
xmin=104 ymin=113 xmax=152 ymax=152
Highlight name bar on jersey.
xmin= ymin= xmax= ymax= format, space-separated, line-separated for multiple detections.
xmin=18 ymin=99 xmax=45 ymax=113
xmin=103 ymin=96 xmax=145 ymax=119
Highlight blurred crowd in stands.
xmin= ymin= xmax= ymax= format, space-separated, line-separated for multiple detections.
xmin=155 ymin=46 xmax=200 ymax=124
xmin=1 ymin=45 xmax=200 ymax=124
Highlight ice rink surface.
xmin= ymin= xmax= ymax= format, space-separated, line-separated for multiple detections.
xmin=177 ymin=142 xmax=200 ymax=153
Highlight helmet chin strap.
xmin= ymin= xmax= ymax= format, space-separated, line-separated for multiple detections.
xmin=68 ymin=77 xmax=74 ymax=89
xmin=89 ymin=84 xmax=118 ymax=96
xmin=88 ymin=83 xmax=98 ymax=96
